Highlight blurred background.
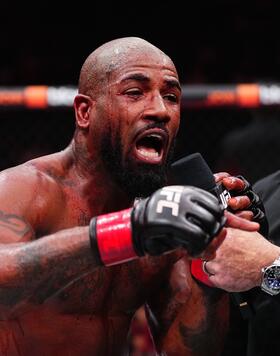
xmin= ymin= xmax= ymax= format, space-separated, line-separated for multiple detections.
xmin=1 ymin=0 xmax=280 ymax=183
xmin=1 ymin=1 xmax=279 ymax=354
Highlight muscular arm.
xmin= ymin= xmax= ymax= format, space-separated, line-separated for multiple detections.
xmin=0 ymin=225 xmax=97 ymax=311
xmin=0 ymin=166 xmax=100 ymax=318
xmin=146 ymin=254 xmax=229 ymax=356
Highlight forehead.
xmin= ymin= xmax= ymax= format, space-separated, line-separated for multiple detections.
xmin=107 ymin=47 xmax=179 ymax=83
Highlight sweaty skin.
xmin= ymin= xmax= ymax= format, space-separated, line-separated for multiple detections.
xmin=0 ymin=37 xmax=254 ymax=356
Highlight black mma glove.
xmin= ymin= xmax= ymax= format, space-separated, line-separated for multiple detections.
xmin=231 ymin=175 xmax=269 ymax=237
xmin=89 ymin=185 xmax=226 ymax=266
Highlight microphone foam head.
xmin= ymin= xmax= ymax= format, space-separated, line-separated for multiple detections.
xmin=171 ymin=153 xmax=216 ymax=191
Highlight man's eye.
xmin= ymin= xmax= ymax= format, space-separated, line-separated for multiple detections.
xmin=164 ymin=94 xmax=178 ymax=103
xmin=125 ymin=89 xmax=142 ymax=96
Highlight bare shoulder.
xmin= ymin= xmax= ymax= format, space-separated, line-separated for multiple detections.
xmin=0 ymin=153 xmax=64 ymax=198
xmin=0 ymin=153 xmax=66 ymax=237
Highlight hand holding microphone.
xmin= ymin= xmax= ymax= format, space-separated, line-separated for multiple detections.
xmin=171 ymin=152 xmax=268 ymax=235
xmin=170 ymin=153 xmax=265 ymax=287
xmin=214 ymin=172 xmax=269 ymax=236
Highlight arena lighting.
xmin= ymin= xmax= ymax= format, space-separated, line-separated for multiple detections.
xmin=1 ymin=84 xmax=280 ymax=109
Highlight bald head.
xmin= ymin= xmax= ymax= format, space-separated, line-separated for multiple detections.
xmin=78 ymin=37 xmax=176 ymax=97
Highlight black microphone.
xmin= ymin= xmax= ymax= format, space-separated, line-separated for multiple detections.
xmin=170 ymin=152 xmax=255 ymax=320
xmin=171 ymin=152 xmax=269 ymax=237
xmin=170 ymin=152 xmax=231 ymax=210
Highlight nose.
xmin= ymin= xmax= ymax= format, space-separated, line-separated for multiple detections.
xmin=142 ymin=93 xmax=170 ymax=123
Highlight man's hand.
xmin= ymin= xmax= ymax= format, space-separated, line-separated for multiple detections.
xmin=196 ymin=173 xmax=271 ymax=292
xmin=191 ymin=210 xmax=260 ymax=287
xmin=214 ymin=172 xmax=269 ymax=236
xmin=201 ymin=210 xmax=260 ymax=259
xmin=89 ymin=185 xmax=226 ymax=266
xmin=203 ymin=228 xmax=280 ymax=292
xmin=214 ymin=172 xmax=251 ymax=214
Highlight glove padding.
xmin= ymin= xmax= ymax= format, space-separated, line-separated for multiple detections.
xmin=132 ymin=185 xmax=226 ymax=257
xmin=230 ymin=175 xmax=269 ymax=237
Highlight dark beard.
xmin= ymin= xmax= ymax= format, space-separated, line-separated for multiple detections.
xmin=101 ymin=130 xmax=175 ymax=200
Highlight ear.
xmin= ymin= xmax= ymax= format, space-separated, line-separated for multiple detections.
xmin=74 ymin=94 xmax=94 ymax=129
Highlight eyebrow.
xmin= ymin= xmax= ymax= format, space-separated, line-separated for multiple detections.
xmin=120 ymin=73 xmax=150 ymax=84
xmin=164 ymin=79 xmax=181 ymax=92
xmin=120 ymin=73 xmax=181 ymax=92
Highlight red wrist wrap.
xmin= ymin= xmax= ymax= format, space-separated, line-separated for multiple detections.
xmin=191 ymin=259 xmax=215 ymax=287
xmin=96 ymin=208 xmax=138 ymax=266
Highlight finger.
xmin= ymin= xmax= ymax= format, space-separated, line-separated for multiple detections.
xmin=203 ymin=260 xmax=216 ymax=276
xmin=228 ymin=196 xmax=251 ymax=210
xmin=235 ymin=210 xmax=254 ymax=221
xmin=191 ymin=189 xmax=223 ymax=218
xmin=214 ymin=172 xmax=230 ymax=183
xmin=225 ymin=211 xmax=259 ymax=231
xmin=185 ymin=204 xmax=220 ymax=232
xmin=221 ymin=176 xmax=246 ymax=191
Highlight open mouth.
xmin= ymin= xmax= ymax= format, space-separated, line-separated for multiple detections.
xmin=134 ymin=129 xmax=168 ymax=164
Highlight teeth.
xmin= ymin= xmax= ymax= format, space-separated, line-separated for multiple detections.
xmin=148 ymin=134 xmax=162 ymax=140
xmin=138 ymin=149 xmax=159 ymax=158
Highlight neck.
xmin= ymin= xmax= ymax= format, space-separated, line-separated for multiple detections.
xmin=68 ymin=135 xmax=133 ymax=213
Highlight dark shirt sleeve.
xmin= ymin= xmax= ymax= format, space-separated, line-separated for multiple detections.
xmin=253 ymin=170 xmax=280 ymax=245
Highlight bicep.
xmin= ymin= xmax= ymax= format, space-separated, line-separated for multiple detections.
xmin=0 ymin=173 xmax=37 ymax=243
xmin=0 ymin=209 xmax=35 ymax=243
xmin=146 ymin=256 xmax=230 ymax=355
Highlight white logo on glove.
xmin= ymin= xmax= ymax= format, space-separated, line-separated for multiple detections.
xmin=156 ymin=186 xmax=184 ymax=217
